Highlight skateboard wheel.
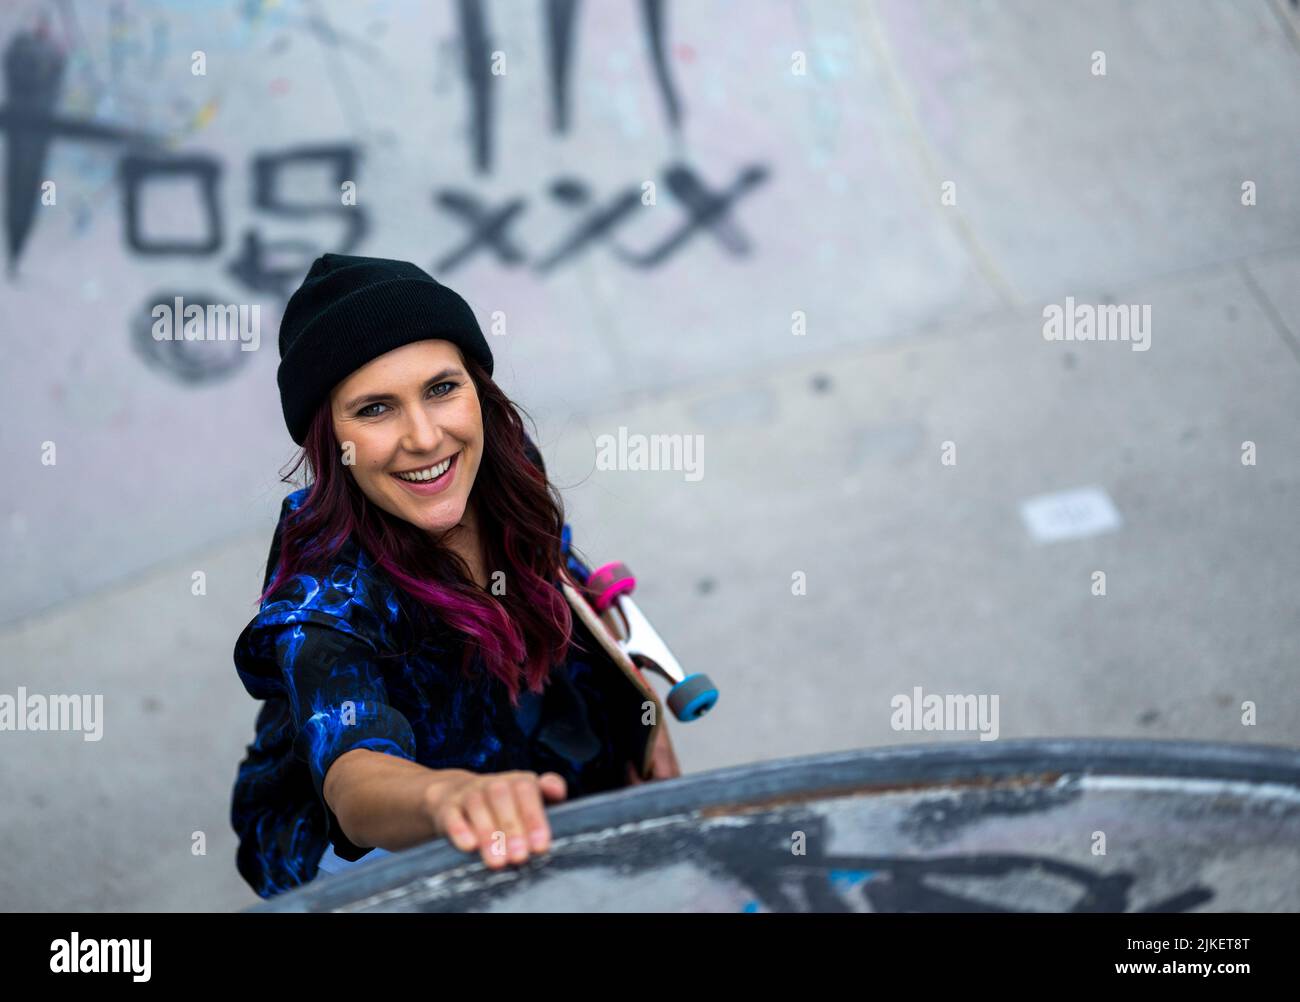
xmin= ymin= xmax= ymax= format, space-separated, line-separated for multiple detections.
xmin=585 ymin=561 xmax=635 ymax=614
xmin=666 ymin=673 xmax=719 ymax=722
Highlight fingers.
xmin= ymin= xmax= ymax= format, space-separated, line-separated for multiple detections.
xmin=436 ymin=802 xmax=478 ymax=853
xmin=460 ymin=787 xmax=502 ymax=868
xmin=440 ymin=771 xmax=566 ymax=870
xmin=485 ymin=775 xmax=528 ymax=867
xmin=514 ymin=776 xmax=551 ymax=853
xmin=536 ymin=771 xmax=568 ymax=802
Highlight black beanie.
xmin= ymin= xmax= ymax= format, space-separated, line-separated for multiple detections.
xmin=276 ymin=253 xmax=494 ymax=445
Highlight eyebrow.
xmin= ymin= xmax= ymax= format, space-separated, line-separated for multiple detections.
xmin=342 ymin=368 xmax=464 ymax=411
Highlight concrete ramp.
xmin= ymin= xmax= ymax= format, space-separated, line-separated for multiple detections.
xmin=253 ymin=739 xmax=1300 ymax=912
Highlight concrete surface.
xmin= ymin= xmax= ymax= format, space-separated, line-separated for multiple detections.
xmin=0 ymin=0 xmax=1297 ymax=910
xmin=255 ymin=742 xmax=1300 ymax=913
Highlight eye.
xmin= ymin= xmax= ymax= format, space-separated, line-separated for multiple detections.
xmin=355 ymin=382 xmax=457 ymax=419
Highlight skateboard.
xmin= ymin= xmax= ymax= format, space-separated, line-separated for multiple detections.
xmin=558 ymin=523 xmax=719 ymax=779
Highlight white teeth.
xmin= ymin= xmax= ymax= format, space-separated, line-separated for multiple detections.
xmin=395 ymin=455 xmax=453 ymax=482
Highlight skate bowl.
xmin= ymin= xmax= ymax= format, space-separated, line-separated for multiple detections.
xmin=250 ymin=739 xmax=1300 ymax=913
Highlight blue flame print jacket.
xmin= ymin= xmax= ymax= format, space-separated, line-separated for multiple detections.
xmin=230 ymin=486 xmax=645 ymax=900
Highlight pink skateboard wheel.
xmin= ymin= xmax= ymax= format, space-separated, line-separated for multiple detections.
xmin=585 ymin=562 xmax=635 ymax=613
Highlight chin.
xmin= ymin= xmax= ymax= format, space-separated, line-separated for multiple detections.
xmin=410 ymin=501 xmax=465 ymax=534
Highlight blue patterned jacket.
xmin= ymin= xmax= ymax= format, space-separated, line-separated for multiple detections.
xmin=230 ymin=485 xmax=645 ymax=899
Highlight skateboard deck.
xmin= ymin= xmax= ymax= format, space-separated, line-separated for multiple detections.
xmin=559 ymin=570 xmax=662 ymax=780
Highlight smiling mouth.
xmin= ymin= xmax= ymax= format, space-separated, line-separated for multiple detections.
xmin=391 ymin=451 xmax=458 ymax=483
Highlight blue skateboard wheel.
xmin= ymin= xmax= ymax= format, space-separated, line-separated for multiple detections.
xmin=667 ymin=673 xmax=719 ymax=722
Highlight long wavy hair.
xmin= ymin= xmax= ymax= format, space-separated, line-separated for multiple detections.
xmin=257 ymin=354 xmax=587 ymax=707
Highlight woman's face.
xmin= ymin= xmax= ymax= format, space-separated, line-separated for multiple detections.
xmin=329 ymin=339 xmax=484 ymax=539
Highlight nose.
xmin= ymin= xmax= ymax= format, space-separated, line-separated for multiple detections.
xmin=399 ymin=401 xmax=443 ymax=457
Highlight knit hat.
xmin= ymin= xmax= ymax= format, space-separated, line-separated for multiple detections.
xmin=276 ymin=253 xmax=493 ymax=444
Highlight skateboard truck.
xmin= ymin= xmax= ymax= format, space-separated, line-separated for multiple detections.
xmin=579 ymin=560 xmax=719 ymax=723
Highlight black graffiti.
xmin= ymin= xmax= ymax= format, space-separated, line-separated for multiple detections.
xmin=1 ymin=21 xmax=373 ymax=285
xmin=0 ymin=27 xmax=158 ymax=271
xmin=383 ymin=808 xmax=1216 ymax=914
xmin=0 ymin=2 xmax=764 ymax=385
xmin=115 ymin=142 xmax=366 ymax=289
xmin=702 ymin=815 xmax=1214 ymax=913
xmin=117 ymin=143 xmax=369 ymax=384
xmin=530 ymin=179 xmax=644 ymax=274
xmin=609 ymin=163 xmax=771 ymax=268
xmin=120 ymin=144 xmax=367 ymax=281
xmin=2 ymin=2 xmax=753 ymax=288
xmin=130 ymin=289 xmax=250 ymax=385
xmin=459 ymin=0 xmax=682 ymax=174
xmin=120 ymin=154 xmax=224 ymax=255
xmin=148 ymin=145 xmax=369 ymax=383
xmin=433 ymin=161 xmax=770 ymax=275
xmin=543 ymin=0 xmax=578 ymax=133
xmin=735 ymin=852 xmax=1214 ymax=914
xmin=456 ymin=0 xmax=494 ymax=173
xmin=227 ymin=144 xmax=368 ymax=298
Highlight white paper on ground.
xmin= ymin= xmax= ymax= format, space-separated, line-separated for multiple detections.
xmin=1019 ymin=485 xmax=1123 ymax=543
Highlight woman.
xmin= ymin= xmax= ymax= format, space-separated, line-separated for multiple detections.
xmin=230 ymin=253 xmax=680 ymax=900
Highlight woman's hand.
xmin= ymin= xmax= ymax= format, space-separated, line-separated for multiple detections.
xmin=624 ymin=726 xmax=682 ymax=785
xmin=425 ymin=769 xmax=568 ymax=870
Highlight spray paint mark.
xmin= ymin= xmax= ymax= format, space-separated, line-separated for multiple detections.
xmin=0 ymin=27 xmax=158 ymax=271
xmin=458 ymin=0 xmax=683 ymax=174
